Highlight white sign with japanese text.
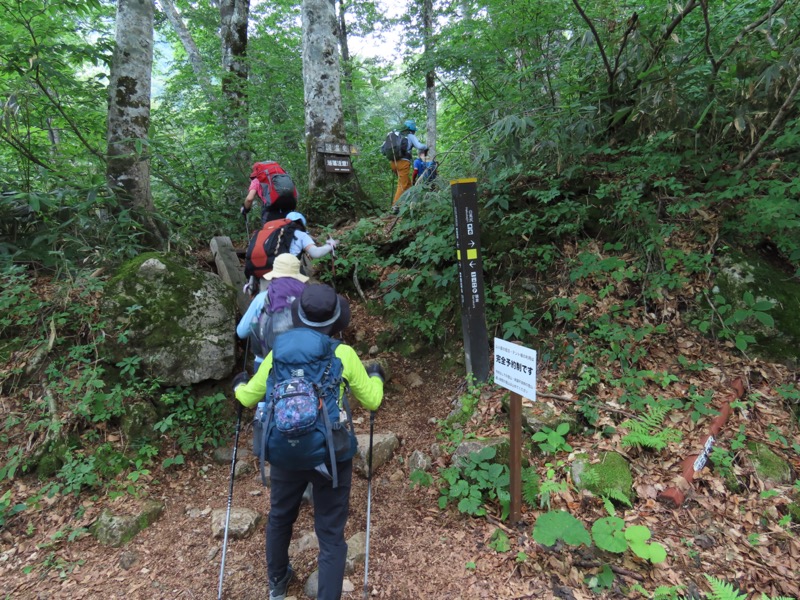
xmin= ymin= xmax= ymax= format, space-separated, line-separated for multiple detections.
xmin=494 ymin=338 xmax=537 ymax=400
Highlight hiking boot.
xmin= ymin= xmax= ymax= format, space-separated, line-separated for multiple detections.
xmin=390 ymin=204 xmax=399 ymax=215
xmin=269 ymin=565 xmax=294 ymax=600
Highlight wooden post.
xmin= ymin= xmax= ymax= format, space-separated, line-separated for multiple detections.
xmin=509 ymin=391 xmax=522 ymax=523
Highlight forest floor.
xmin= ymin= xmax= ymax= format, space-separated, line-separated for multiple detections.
xmin=1 ymin=228 xmax=800 ymax=599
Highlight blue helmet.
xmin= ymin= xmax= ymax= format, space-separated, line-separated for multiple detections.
xmin=286 ymin=211 xmax=307 ymax=227
xmin=403 ymin=119 xmax=417 ymax=132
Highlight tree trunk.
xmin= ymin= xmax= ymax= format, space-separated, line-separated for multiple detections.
xmin=302 ymin=0 xmax=365 ymax=211
xmin=159 ymin=0 xmax=216 ymax=103
xmin=220 ymin=0 xmax=250 ymax=189
xmin=106 ymin=0 xmax=165 ymax=248
xmin=423 ymin=0 xmax=437 ymax=155
xmin=337 ymin=0 xmax=359 ymax=135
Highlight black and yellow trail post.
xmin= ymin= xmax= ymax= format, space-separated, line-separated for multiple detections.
xmin=450 ymin=178 xmax=489 ymax=382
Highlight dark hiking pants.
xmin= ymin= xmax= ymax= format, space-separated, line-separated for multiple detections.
xmin=267 ymin=460 xmax=353 ymax=600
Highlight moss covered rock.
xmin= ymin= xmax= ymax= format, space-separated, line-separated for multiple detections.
xmin=746 ymin=441 xmax=793 ymax=487
xmin=714 ymin=250 xmax=800 ymax=367
xmin=450 ymin=437 xmax=511 ymax=468
xmin=571 ymin=452 xmax=634 ymax=505
xmin=120 ymin=401 xmax=160 ymax=445
xmin=499 ymin=396 xmax=578 ymax=437
xmin=92 ymin=500 xmax=164 ymax=547
xmin=101 ymin=253 xmax=236 ymax=385
xmin=34 ymin=435 xmax=82 ymax=480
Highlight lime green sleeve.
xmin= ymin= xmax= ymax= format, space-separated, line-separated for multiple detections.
xmin=336 ymin=344 xmax=383 ymax=412
xmin=234 ymin=344 xmax=383 ymax=412
xmin=234 ymin=352 xmax=273 ymax=409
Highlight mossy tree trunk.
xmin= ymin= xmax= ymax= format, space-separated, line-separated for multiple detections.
xmin=302 ymin=0 xmax=366 ymax=209
xmin=106 ymin=0 xmax=167 ymax=249
xmin=220 ymin=0 xmax=251 ymax=195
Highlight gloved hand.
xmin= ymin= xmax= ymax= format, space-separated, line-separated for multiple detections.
xmin=240 ymin=204 xmax=250 ymax=216
xmin=365 ymin=362 xmax=386 ymax=382
xmin=232 ymin=371 xmax=249 ymax=391
xmin=326 ymin=237 xmax=339 ymax=250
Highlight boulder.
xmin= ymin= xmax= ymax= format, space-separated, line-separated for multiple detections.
xmin=92 ymin=500 xmax=165 ymax=547
xmin=101 ymin=253 xmax=237 ymax=385
xmin=747 ymin=441 xmax=793 ymax=487
xmin=714 ymin=251 xmax=800 ymax=367
xmin=210 ymin=507 xmax=262 ymax=539
xmin=572 ymin=452 xmax=634 ymax=505
xmin=353 ymin=432 xmax=399 ymax=477
xmin=451 ymin=437 xmax=510 ymax=468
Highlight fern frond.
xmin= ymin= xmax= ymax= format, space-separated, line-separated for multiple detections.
xmin=521 ymin=467 xmax=540 ymax=507
xmin=602 ymin=488 xmax=632 ymax=507
xmin=704 ymin=575 xmax=747 ymax=600
xmin=621 ymin=403 xmax=671 ymax=435
xmin=620 ymin=403 xmax=682 ymax=451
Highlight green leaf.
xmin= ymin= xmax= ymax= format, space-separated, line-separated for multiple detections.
xmin=533 ymin=511 xmax=591 ymax=547
xmin=489 ymin=528 xmax=511 ymax=552
xmin=752 ymin=300 xmax=774 ymax=311
xmin=735 ymin=333 xmax=749 ymax=351
xmin=753 ymin=312 xmax=774 ymax=328
xmin=591 ymin=517 xmax=628 ymax=553
xmin=644 ymin=542 xmax=667 ymax=563
xmin=624 ymin=525 xmax=651 ymax=544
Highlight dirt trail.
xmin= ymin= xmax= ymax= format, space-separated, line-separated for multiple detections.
xmin=3 ymin=293 xmax=800 ymax=600
xmin=2 ymin=301 xmax=542 ymax=600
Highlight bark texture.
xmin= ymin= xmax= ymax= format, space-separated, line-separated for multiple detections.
xmin=337 ymin=0 xmax=359 ymax=135
xmin=106 ymin=0 xmax=165 ymax=247
xmin=220 ymin=0 xmax=250 ymax=181
xmin=302 ymin=0 xmax=365 ymax=207
xmin=423 ymin=0 xmax=437 ymax=155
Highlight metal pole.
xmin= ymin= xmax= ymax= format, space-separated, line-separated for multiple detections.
xmin=218 ymin=340 xmax=250 ymax=599
xmin=362 ymin=411 xmax=375 ymax=600
xmin=218 ymin=403 xmax=243 ymax=600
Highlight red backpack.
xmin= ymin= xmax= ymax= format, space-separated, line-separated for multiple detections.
xmin=250 ymin=161 xmax=298 ymax=212
xmin=244 ymin=218 xmax=300 ymax=278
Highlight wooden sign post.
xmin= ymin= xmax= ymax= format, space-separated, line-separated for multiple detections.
xmin=494 ymin=338 xmax=537 ymax=523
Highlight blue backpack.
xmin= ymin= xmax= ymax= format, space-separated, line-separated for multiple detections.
xmin=252 ymin=328 xmax=357 ymax=488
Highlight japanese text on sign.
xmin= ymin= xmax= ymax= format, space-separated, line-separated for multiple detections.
xmin=324 ymin=156 xmax=352 ymax=173
xmin=494 ymin=338 xmax=537 ymax=400
xmin=316 ymin=142 xmax=359 ymax=155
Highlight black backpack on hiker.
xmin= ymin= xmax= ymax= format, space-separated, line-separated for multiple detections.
xmin=380 ymin=131 xmax=408 ymax=161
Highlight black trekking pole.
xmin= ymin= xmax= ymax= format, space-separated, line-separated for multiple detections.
xmin=218 ymin=340 xmax=249 ymax=600
xmin=243 ymin=211 xmax=250 ymax=240
xmin=362 ymin=410 xmax=375 ymax=600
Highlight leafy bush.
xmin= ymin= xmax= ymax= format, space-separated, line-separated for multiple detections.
xmin=533 ymin=511 xmax=666 ymax=563
xmin=438 ymin=446 xmax=510 ymax=518
xmin=153 ymin=388 xmax=229 ymax=452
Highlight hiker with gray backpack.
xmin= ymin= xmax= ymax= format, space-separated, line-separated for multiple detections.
xmin=380 ymin=119 xmax=428 ymax=212
xmin=233 ymin=284 xmax=385 ymax=600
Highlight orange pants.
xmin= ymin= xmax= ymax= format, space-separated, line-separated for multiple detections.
xmin=390 ymin=159 xmax=412 ymax=205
